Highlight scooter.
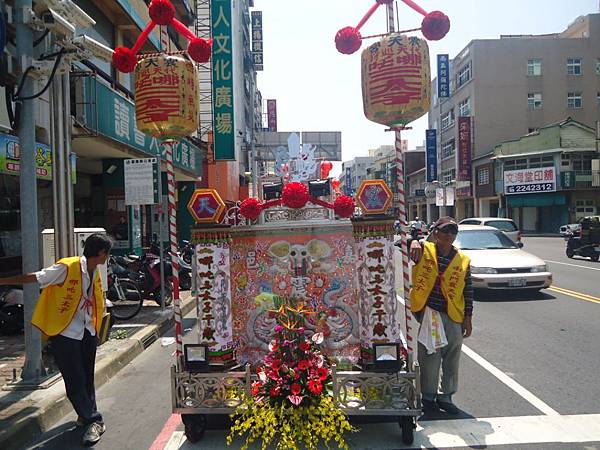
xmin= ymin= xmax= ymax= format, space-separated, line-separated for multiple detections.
xmin=566 ymin=236 xmax=600 ymax=262
xmin=0 ymin=286 xmax=24 ymax=335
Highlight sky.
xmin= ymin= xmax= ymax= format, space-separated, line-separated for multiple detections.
xmin=254 ymin=0 xmax=599 ymax=176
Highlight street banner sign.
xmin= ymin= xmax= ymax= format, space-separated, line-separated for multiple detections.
xmin=251 ymin=11 xmax=263 ymax=71
xmin=212 ymin=0 xmax=235 ymax=160
xmin=425 ymin=129 xmax=437 ymax=182
xmin=124 ymin=158 xmax=159 ymax=206
xmin=437 ymin=54 xmax=450 ymax=98
xmin=504 ymin=167 xmax=556 ymax=195
xmin=267 ymin=99 xmax=277 ymax=131
xmin=458 ymin=116 xmax=472 ymax=182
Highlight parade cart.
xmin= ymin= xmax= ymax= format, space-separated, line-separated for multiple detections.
xmin=170 ymin=181 xmax=421 ymax=445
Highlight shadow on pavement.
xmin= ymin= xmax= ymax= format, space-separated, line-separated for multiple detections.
xmin=24 ymin=421 xmax=84 ymax=450
xmin=474 ymin=290 xmax=555 ymax=303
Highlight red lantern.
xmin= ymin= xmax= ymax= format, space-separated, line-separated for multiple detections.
xmin=320 ymin=161 xmax=333 ymax=179
xmin=331 ymin=179 xmax=341 ymax=191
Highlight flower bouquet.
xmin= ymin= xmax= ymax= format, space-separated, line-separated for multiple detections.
xmin=227 ymin=295 xmax=356 ymax=450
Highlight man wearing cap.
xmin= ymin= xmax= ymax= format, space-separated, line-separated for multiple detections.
xmin=409 ymin=216 xmax=473 ymax=414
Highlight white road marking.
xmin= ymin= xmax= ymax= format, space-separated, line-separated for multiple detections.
xmin=163 ymin=414 xmax=600 ymax=449
xmin=396 ymin=295 xmax=559 ymax=416
xmin=545 ymin=260 xmax=600 ymax=271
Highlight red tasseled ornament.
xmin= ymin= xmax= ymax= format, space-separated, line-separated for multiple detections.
xmin=334 ymin=195 xmax=355 ymax=218
xmin=149 ymin=0 xmax=175 ymax=26
xmin=334 ymin=26 xmax=362 ymax=55
xmin=421 ymin=11 xmax=450 ymax=41
xmin=240 ymin=198 xmax=262 ymax=220
xmin=282 ymin=182 xmax=310 ymax=209
xmin=112 ymin=47 xmax=137 ymax=73
xmin=188 ymin=38 xmax=212 ymax=63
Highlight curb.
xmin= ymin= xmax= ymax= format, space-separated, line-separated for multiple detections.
xmin=0 ymin=298 xmax=196 ymax=450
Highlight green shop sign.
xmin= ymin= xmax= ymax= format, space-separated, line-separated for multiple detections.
xmin=212 ymin=0 xmax=235 ymax=160
xmin=83 ymin=78 xmax=201 ymax=174
xmin=0 ymin=133 xmax=76 ymax=182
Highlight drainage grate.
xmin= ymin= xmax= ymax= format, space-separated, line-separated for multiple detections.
xmin=141 ymin=331 xmax=159 ymax=349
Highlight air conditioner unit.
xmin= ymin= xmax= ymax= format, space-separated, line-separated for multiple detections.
xmin=42 ymin=228 xmax=108 ymax=290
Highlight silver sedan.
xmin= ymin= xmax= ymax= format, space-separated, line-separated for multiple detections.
xmin=430 ymin=225 xmax=553 ymax=291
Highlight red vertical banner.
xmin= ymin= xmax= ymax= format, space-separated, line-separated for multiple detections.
xmin=267 ymin=99 xmax=277 ymax=131
xmin=458 ymin=116 xmax=472 ymax=182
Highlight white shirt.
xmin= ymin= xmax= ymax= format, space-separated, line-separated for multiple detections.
xmin=35 ymin=256 xmax=97 ymax=340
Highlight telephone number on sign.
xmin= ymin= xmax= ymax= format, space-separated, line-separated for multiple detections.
xmin=506 ymin=183 xmax=554 ymax=194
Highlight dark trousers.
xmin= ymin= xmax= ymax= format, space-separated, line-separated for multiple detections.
xmin=50 ymin=330 xmax=103 ymax=425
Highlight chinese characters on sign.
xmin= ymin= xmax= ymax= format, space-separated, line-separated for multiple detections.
xmin=356 ymin=179 xmax=393 ymax=214
xmin=266 ymin=99 xmax=277 ymax=131
xmin=212 ymin=0 xmax=235 ymax=160
xmin=251 ymin=11 xmax=263 ymax=71
xmin=187 ymin=189 xmax=226 ymax=223
xmin=425 ymin=129 xmax=437 ymax=183
xmin=504 ymin=167 xmax=556 ymax=194
xmin=457 ymin=116 xmax=472 ymax=187
xmin=437 ymin=54 xmax=450 ymax=98
xmin=362 ymin=34 xmax=431 ymax=127
xmin=123 ymin=158 xmax=159 ymax=206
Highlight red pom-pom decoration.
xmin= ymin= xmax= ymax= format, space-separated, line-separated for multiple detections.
xmin=112 ymin=47 xmax=137 ymax=73
xmin=188 ymin=38 xmax=212 ymax=63
xmin=240 ymin=198 xmax=262 ymax=221
xmin=335 ymin=26 xmax=362 ymax=55
xmin=282 ymin=182 xmax=310 ymax=209
xmin=334 ymin=195 xmax=355 ymax=218
xmin=149 ymin=0 xmax=175 ymax=26
xmin=421 ymin=11 xmax=450 ymax=41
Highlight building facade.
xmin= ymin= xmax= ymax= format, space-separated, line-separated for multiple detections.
xmin=428 ymin=13 xmax=600 ymax=221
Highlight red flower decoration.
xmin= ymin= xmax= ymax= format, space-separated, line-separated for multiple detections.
xmin=270 ymin=386 xmax=281 ymax=397
xmin=421 ymin=11 xmax=450 ymax=41
xmin=282 ymin=182 xmax=309 ymax=209
xmin=299 ymin=341 xmax=310 ymax=352
xmin=251 ymin=381 xmax=262 ymax=396
xmin=148 ymin=0 xmax=175 ymax=26
xmin=291 ymin=383 xmax=302 ymax=395
xmin=334 ymin=195 xmax=355 ymax=218
xmin=297 ymin=360 xmax=310 ymax=371
xmin=188 ymin=37 xmax=212 ymax=63
xmin=308 ymin=379 xmax=323 ymax=395
xmin=316 ymin=367 xmax=329 ymax=381
xmin=240 ymin=197 xmax=262 ymax=220
xmin=112 ymin=47 xmax=137 ymax=73
xmin=335 ymin=26 xmax=362 ymax=55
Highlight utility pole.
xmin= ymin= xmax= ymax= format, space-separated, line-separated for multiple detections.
xmin=16 ymin=0 xmax=44 ymax=381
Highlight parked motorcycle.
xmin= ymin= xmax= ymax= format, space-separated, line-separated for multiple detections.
xmin=115 ymin=253 xmax=174 ymax=306
xmin=0 ymin=286 xmax=24 ymax=335
xmin=566 ymin=216 xmax=600 ymax=262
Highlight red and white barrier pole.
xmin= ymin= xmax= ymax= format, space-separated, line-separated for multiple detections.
xmin=163 ymin=140 xmax=183 ymax=368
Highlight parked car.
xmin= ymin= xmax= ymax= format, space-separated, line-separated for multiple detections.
xmin=560 ymin=223 xmax=580 ymax=238
xmin=428 ymin=225 xmax=552 ymax=291
xmin=459 ymin=217 xmax=521 ymax=244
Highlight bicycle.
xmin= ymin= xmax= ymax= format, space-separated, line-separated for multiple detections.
xmin=106 ymin=257 xmax=143 ymax=320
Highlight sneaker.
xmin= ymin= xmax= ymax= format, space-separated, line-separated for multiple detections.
xmin=436 ymin=400 xmax=460 ymax=415
xmin=82 ymin=422 xmax=106 ymax=446
xmin=421 ymin=398 xmax=440 ymax=413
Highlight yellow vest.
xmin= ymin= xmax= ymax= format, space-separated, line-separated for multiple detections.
xmin=410 ymin=241 xmax=470 ymax=323
xmin=32 ymin=256 xmax=105 ymax=337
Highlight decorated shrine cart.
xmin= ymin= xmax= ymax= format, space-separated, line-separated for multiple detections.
xmin=170 ymin=180 xmax=421 ymax=445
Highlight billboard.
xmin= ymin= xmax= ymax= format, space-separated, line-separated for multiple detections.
xmin=425 ymin=129 xmax=437 ymax=182
xmin=251 ymin=11 xmax=263 ymax=71
xmin=504 ymin=167 xmax=556 ymax=195
xmin=212 ymin=0 xmax=235 ymax=160
xmin=437 ymin=54 xmax=450 ymax=98
xmin=266 ymin=99 xmax=277 ymax=131
xmin=457 ymin=116 xmax=472 ymax=182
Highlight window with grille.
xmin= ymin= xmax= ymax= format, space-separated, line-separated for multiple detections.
xmin=527 ymin=93 xmax=542 ymax=109
xmin=457 ymin=63 xmax=471 ymax=87
xmin=458 ymin=98 xmax=470 ymax=117
xmin=477 ymin=167 xmax=490 ymax=186
xmin=567 ymin=58 xmax=582 ymax=75
xmin=567 ymin=92 xmax=582 ymax=109
xmin=442 ymin=139 xmax=455 ymax=159
xmin=441 ymin=109 xmax=455 ymax=130
xmin=527 ymin=59 xmax=542 ymax=76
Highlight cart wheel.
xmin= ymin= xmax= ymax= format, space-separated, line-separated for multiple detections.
xmin=182 ymin=414 xmax=207 ymax=443
xmin=591 ymin=253 xmax=599 ymax=262
xmin=399 ymin=416 xmax=415 ymax=445
xmin=566 ymin=247 xmax=574 ymax=258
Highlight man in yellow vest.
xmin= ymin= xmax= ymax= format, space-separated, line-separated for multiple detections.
xmin=409 ymin=217 xmax=473 ymax=415
xmin=0 ymin=234 xmax=112 ymax=446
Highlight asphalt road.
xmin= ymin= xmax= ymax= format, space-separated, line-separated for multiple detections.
xmin=23 ymin=237 xmax=600 ymax=450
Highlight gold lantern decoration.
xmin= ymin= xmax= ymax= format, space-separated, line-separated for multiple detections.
xmin=134 ymin=54 xmax=199 ymax=139
xmin=361 ymin=34 xmax=430 ymax=127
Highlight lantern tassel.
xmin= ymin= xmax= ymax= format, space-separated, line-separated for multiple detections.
xmin=132 ymin=21 xmax=157 ymax=55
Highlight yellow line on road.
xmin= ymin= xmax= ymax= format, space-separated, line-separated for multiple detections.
xmin=548 ymin=286 xmax=600 ymax=305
